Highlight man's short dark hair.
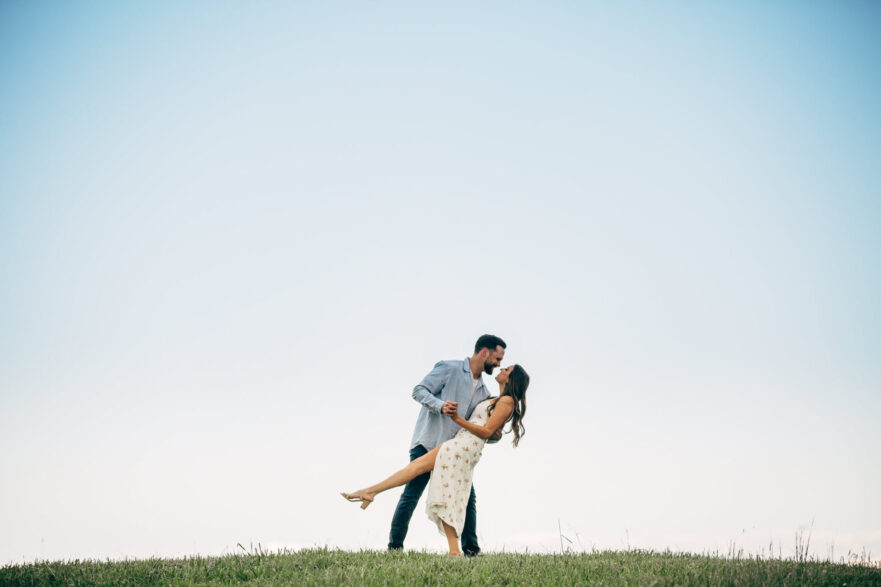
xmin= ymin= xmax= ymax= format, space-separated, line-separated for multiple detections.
xmin=475 ymin=334 xmax=506 ymax=354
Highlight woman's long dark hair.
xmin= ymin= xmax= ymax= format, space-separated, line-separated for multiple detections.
xmin=487 ymin=364 xmax=529 ymax=447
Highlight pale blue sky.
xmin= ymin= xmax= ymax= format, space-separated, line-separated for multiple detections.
xmin=1 ymin=1 xmax=879 ymax=563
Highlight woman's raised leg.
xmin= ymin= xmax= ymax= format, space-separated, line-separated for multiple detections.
xmin=342 ymin=446 xmax=441 ymax=507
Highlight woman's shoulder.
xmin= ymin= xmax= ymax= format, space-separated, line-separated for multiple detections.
xmin=492 ymin=395 xmax=515 ymax=408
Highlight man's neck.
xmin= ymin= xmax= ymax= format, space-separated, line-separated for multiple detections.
xmin=469 ymin=356 xmax=483 ymax=379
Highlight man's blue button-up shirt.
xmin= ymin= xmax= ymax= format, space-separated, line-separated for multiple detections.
xmin=410 ymin=358 xmax=490 ymax=450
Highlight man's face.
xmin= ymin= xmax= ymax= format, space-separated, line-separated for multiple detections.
xmin=482 ymin=345 xmax=505 ymax=375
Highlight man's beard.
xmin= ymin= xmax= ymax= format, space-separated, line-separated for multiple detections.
xmin=483 ymin=361 xmax=495 ymax=375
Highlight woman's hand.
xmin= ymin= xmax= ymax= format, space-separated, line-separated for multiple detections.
xmin=486 ymin=428 xmax=503 ymax=443
xmin=442 ymin=401 xmax=464 ymax=424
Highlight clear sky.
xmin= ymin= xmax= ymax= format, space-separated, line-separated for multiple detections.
xmin=1 ymin=0 xmax=879 ymax=564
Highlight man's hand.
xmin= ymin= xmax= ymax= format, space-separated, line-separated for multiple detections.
xmin=486 ymin=427 xmax=503 ymax=444
xmin=441 ymin=401 xmax=458 ymax=416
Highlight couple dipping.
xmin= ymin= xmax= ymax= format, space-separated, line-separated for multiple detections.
xmin=342 ymin=334 xmax=530 ymax=557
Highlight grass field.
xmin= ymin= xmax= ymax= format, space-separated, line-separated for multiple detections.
xmin=2 ymin=548 xmax=880 ymax=586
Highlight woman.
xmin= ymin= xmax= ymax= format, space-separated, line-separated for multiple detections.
xmin=342 ymin=364 xmax=529 ymax=556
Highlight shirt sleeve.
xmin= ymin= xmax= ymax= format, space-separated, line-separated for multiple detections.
xmin=411 ymin=361 xmax=451 ymax=415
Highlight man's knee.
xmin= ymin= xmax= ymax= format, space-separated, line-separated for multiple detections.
xmin=401 ymin=474 xmax=429 ymax=499
xmin=399 ymin=485 xmax=421 ymax=504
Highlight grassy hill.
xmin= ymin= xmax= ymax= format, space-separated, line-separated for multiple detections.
xmin=2 ymin=548 xmax=880 ymax=586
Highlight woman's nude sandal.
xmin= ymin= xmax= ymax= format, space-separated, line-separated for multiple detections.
xmin=341 ymin=492 xmax=373 ymax=509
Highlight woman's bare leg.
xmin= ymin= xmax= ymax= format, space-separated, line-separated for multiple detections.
xmin=342 ymin=446 xmax=441 ymax=504
xmin=442 ymin=521 xmax=461 ymax=556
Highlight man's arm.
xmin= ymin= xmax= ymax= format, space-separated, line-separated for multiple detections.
xmin=412 ymin=361 xmax=452 ymax=415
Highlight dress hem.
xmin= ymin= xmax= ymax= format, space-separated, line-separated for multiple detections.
xmin=426 ymin=504 xmax=462 ymax=537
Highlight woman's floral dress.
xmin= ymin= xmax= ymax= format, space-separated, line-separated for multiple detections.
xmin=425 ymin=398 xmax=492 ymax=536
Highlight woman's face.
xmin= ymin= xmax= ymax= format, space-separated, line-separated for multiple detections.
xmin=495 ymin=365 xmax=514 ymax=386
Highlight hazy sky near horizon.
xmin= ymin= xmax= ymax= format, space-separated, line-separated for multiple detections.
xmin=1 ymin=0 xmax=879 ymax=564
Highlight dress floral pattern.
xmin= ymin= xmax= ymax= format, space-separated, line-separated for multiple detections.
xmin=425 ymin=399 xmax=492 ymax=537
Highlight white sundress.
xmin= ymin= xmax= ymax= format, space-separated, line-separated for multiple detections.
xmin=425 ymin=398 xmax=493 ymax=537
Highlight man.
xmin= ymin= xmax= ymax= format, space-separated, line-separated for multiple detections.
xmin=387 ymin=334 xmax=507 ymax=556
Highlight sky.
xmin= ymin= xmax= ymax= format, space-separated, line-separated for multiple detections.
xmin=1 ymin=0 xmax=879 ymax=565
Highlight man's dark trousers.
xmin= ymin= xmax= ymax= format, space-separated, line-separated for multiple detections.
xmin=387 ymin=444 xmax=480 ymax=555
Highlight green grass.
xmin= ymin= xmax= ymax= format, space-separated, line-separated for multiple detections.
xmin=2 ymin=548 xmax=880 ymax=586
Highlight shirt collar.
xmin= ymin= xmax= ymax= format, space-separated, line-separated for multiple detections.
xmin=465 ymin=358 xmax=484 ymax=385
xmin=464 ymin=358 xmax=480 ymax=378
